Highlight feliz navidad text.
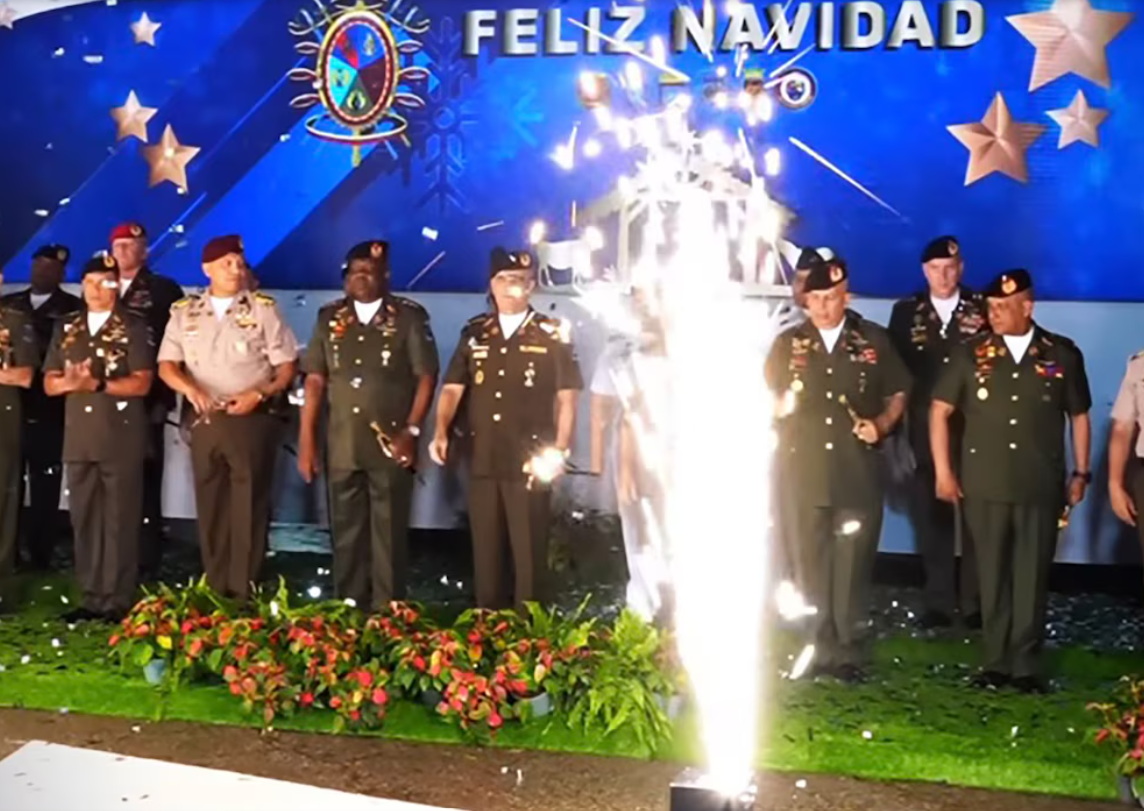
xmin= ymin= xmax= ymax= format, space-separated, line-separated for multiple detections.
xmin=462 ymin=1 xmax=986 ymax=57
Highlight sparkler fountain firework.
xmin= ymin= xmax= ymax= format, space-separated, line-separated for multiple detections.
xmin=542 ymin=40 xmax=811 ymax=803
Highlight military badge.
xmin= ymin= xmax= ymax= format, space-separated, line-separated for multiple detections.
xmin=371 ymin=242 xmax=384 ymax=259
xmin=948 ymin=240 xmax=958 ymax=256
xmin=829 ymin=265 xmax=844 ymax=283
xmin=103 ymin=253 xmax=115 ymax=268
xmin=1001 ymin=276 xmax=1017 ymax=296
xmin=130 ymin=224 xmax=142 ymax=237
xmin=56 ymin=248 xmax=68 ymax=262
xmin=475 ymin=369 xmax=484 ymax=385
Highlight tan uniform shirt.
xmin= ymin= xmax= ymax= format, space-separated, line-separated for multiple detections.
xmin=157 ymin=290 xmax=298 ymax=400
xmin=1112 ymin=352 xmax=1144 ymax=457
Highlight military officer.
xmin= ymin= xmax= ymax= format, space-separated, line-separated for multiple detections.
xmin=44 ymin=254 xmax=154 ymax=622
xmin=2 ymin=244 xmax=80 ymax=571
xmin=888 ymin=236 xmax=988 ymax=629
xmin=157 ymin=235 xmax=298 ymax=601
xmin=765 ymin=257 xmax=910 ymax=682
xmin=0 ymin=266 xmax=40 ymax=608
xmin=931 ymin=269 xmax=1091 ymax=693
xmin=1110 ymin=351 xmax=1144 ymax=586
xmin=298 ymin=240 xmax=439 ymax=609
xmin=431 ymin=248 xmax=583 ymax=610
xmin=109 ymin=222 xmax=185 ymax=579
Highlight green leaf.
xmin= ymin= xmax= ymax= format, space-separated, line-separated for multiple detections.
xmin=134 ymin=645 xmax=155 ymax=667
xmin=206 ymin=648 xmax=224 ymax=673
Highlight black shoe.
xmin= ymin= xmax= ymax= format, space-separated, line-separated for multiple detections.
xmin=919 ymin=610 xmax=953 ymax=629
xmin=963 ymin=612 xmax=983 ymax=630
xmin=970 ymin=670 xmax=1010 ymax=690
xmin=835 ymin=664 xmax=868 ymax=685
xmin=61 ymin=607 xmax=103 ymax=624
xmin=1012 ymin=676 xmax=1048 ymax=695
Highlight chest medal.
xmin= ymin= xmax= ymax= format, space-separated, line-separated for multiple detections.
xmin=475 ymin=369 xmax=484 ymax=385
xmin=791 ymin=378 xmax=804 ymax=393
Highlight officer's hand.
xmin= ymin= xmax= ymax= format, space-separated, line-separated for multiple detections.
xmin=853 ymin=418 xmax=881 ymax=445
xmin=617 ymin=462 xmax=638 ymax=506
xmin=225 ymin=389 xmax=264 ymax=416
xmin=390 ymin=430 xmax=418 ymax=469
xmin=185 ymin=386 xmax=217 ymax=415
xmin=429 ymin=432 xmax=449 ymax=466
xmin=1067 ymin=476 xmax=1088 ymax=508
xmin=297 ymin=440 xmax=319 ymax=484
xmin=1111 ymin=483 xmax=1137 ymax=527
xmin=935 ymin=471 xmax=963 ymax=503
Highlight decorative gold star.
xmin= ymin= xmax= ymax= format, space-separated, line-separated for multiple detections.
xmin=947 ymin=93 xmax=1046 ymax=185
xmin=141 ymin=125 xmax=200 ymax=191
xmin=131 ymin=12 xmax=161 ymax=46
xmin=1047 ymin=89 xmax=1109 ymax=148
xmin=110 ymin=91 xmax=157 ymax=143
xmin=0 ymin=3 xmax=17 ymax=30
xmin=1007 ymin=0 xmax=1133 ymax=91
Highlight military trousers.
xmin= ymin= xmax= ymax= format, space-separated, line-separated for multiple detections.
xmin=19 ymin=418 xmax=67 ymax=570
xmin=962 ymin=499 xmax=1057 ymax=678
xmin=138 ymin=419 xmax=168 ymax=578
xmin=0 ymin=416 xmax=20 ymax=598
xmin=189 ymin=412 xmax=278 ymax=601
xmin=1134 ymin=465 xmax=1144 ymax=599
xmin=790 ymin=501 xmax=883 ymax=668
xmin=67 ymin=456 xmax=144 ymax=615
xmin=327 ymin=462 xmax=414 ymax=610
xmin=908 ymin=463 xmax=979 ymax=618
xmin=467 ymin=477 xmax=551 ymax=610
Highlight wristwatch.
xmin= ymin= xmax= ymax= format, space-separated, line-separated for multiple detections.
xmin=405 ymin=424 xmax=422 ymax=437
xmin=1071 ymin=470 xmax=1092 ymax=483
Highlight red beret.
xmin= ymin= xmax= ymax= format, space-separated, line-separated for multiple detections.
xmin=202 ymin=234 xmax=245 ymax=265
xmin=109 ymin=222 xmax=146 ymax=243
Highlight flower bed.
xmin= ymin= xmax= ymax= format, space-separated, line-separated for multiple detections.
xmin=108 ymin=579 xmax=682 ymax=748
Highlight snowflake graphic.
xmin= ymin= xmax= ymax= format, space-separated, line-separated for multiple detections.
xmin=409 ymin=15 xmax=479 ymax=215
xmin=467 ymin=70 xmax=544 ymax=164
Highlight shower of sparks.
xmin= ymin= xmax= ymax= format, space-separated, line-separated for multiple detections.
xmin=566 ymin=17 xmax=691 ymax=82
xmin=767 ymin=44 xmax=816 ymax=80
xmin=788 ymin=137 xmax=906 ymax=219
xmin=476 ymin=220 xmax=504 ymax=231
xmin=405 ymin=251 xmax=446 ymax=290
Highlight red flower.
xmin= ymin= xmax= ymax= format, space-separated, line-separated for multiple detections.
xmin=355 ymin=670 xmax=373 ymax=689
xmin=330 ymin=696 xmax=343 ymax=709
xmin=223 ymin=665 xmax=238 ymax=681
xmin=250 ymin=619 xmax=264 ymax=631
xmin=371 ymin=689 xmax=387 ymax=706
xmin=188 ymin=639 xmax=204 ymax=657
xmin=300 ymin=693 xmax=315 ymax=707
xmin=489 ymin=711 xmax=503 ymax=729
xmin=108 ymin=635 xmax=121 ymax=647
xmin=1096 ymin=729 xmax=1110 ymax=744
xmin=413 ymin=656 xmax=426 ymax=672
xmin=468 ymin=631 xmax=482 ymax=644
xmin=350 ymin=710 xmax=361 ymax=722
xmin=180 ymin=621 xmax=194 ymax=635
xmin=229 ymin=682 xmax=242 ymax=696
xmin=134 ymin=624 xmax=151 ymax=637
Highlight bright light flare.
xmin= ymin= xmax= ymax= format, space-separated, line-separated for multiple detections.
xmin=529 ymin=220 xmax=547 ymax=245
xmin=789 ymin=644 xmax=816 ymax=680
xmin=524 ymin=445 xmax=567 ymax=485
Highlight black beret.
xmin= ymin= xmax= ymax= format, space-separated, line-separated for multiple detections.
xmin=201 ymin=234 xmax=244 ymax=265
xmin=795 ymin=247 xmax=825 ymax=272
xmin=82 ymin=252 xmax=119 ymax=277
xmin=489 ymin=247 xmax=533 ymax=279
xmin=984 ymin=269 xmax=1032 ymax=299
xmin=804 ymin=257 xmax=848 ymax=293
xmin=921 ymin=236 xmax=960 ymax=263
xmin=345 ymin=240 xmax=388 ymax=265
xmin=33 ymin=244 xmax=70 ymax=264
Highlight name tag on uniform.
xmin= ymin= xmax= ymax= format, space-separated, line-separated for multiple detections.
xmin=472 ymin=350 xmax=488 ymax=359
xmin=520 ymin=345 xmax=548 ymax=354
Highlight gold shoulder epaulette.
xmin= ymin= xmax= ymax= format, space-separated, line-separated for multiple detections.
xmin=254 ymin=291 xmax=276 ymax=305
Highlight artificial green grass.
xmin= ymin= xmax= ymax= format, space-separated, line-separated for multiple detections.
xmin=0 ymin=576 xmax=1136 ymax=801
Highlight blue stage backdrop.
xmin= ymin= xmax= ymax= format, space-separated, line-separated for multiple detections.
xmin=0 ymin=0 xmax=1138 ymax=299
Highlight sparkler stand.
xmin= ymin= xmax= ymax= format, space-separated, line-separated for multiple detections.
xmin=669 ymin=768 xmax=757 ymax=811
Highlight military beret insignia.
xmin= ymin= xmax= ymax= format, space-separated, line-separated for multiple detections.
xmin=829 ymin=264 xmax=844 ymax=283
xmin=519 ymin=253 xmax=531 ymax=267
xmin=57 ymin=248 xmax=68 ymax=262
xmin=1001 ymin=276 xmax=1017 ymax=295
xmin=947 ymin=240 xmax=958 ymax=256
xmin=371 ymin=242 xmax=384 ymax=259
xmin=130 ymin=224 xmax=142 ymax=237
xmin=103 ymin=253 xmax=115 ymax=268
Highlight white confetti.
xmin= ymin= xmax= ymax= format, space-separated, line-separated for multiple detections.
xmin=60 ymin=595 xmax=69 ymax=604
xmin=83 ymin=55 xmax=104 ymax=64
xmin=171 ymin=223 xmax=185 ymax=234
xmin=59 ymin=197 xmax=71 ymax=206
xmin=20 ymin=655 xmax=31 ymax=665
xmin=34 ymin=209 xmax=49 ymax=218
xmin=59 ymin=708 xmax=69 ymax=715
xmin=515 ymin=769 xmax=523 ymax=787
xmin=343 ymin=598 xmax=357 ymax=608
xmin=1010 ymin=725 xmax=1019 ymax=738
xmin=131 ymin=725 xmax=141 ymax=733
xmin=307 ymin=586 xmax=321 ymax=599
xmin=421 ymin=227 xmax=439 ymax=240
xmin=861 ymin=730 xmax=873 ymax=740
xmin=279 ymin=133 xmax=290 ymax=142
xmin=50 ymin=638 xmax=61 ymax=648
xmin=53 ymin=47 xmax=65 ymax=57
xmin=795 ymin=779 xmax=807 ymax=789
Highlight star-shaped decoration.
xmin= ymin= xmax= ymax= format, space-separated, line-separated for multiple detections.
xmin=0 ymin=2 xmax=18 ymax=30
xmin=141 ymin=125 xmax=200 ymax=191
xmin=1007 ymin=0 xmax=1133 ymax=91
xmin=947 ymin=93 xmax=1046 ymax=185
xmin=131 ymin=12 xmax=161 ymax=46
xmin=1047 ymin=89 xmax=1109 ymax=148
xmin=110 ymin=91 xmax=158 ymax=143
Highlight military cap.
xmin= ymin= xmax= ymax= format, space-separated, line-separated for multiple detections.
xmin=489 ymin=247 xmax=533 ymax=279
xmin=82 ymin=252 xmax=119 ymax=276
xmin=921 ymin=236 xmax=960 ymax=263
xmin=984 ymin=269 xmax=1032 ymax=299
xmin=343 ymin=239 xmax=388 ymax=267
xmin=201 ymin=234 xmax=245 ymax=265
xmin=33 ymin=244 xmax=70 ymax=264
xmin=109 ymin=222 xmax=146 ymax=243
xmin=795 ymin=247 xmax=825 ymax=272
xmin=803 ymin=257 xmax=848 ymax=293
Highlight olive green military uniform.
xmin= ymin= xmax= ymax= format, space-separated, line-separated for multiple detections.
xmin=0 ymin=306 xmax=40 ymax=596
xmin=2 ymin=288 xmax=80 ymax=570
xmin=302 ymin=296 xmax=439 ymax=609
xmin=44 ymin=309 xmax=153 ymax=615
xmin=120 ymin=267 xmax=184 ymax=576
xmin=765 ymin=312 xmax=911 ymax=668
xmin=158 ymin=290 xmax=298 ymax=600
xmin=933 ymin=327 xmax=1090 ymax=677
xmin=444 ymin=309 xmax=583 ymax=609
xmin=888 ymin=288 xmax=987 ymax=618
